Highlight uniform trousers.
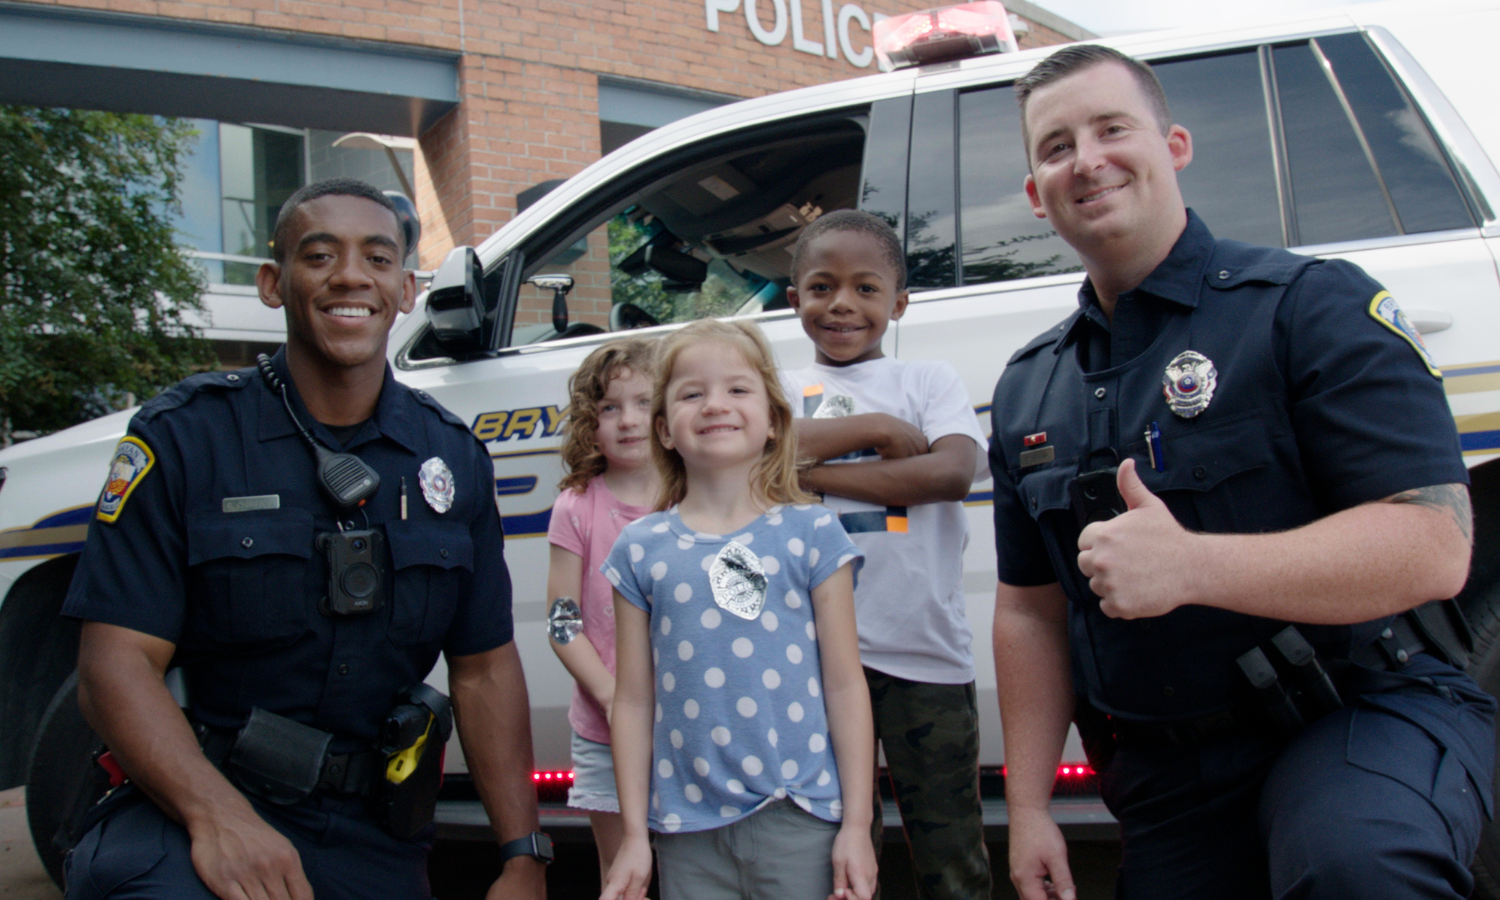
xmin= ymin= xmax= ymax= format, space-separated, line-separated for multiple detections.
xmin=64 ymin=786 xmax=433 ymax=900
xmin=865 ymin=668 xmax=991 ymax=900
xmin=1097 ymin=656 xmax=1495 ymax=900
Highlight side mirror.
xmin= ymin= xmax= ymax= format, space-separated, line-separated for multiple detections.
xmin=426 ymin=246 xmax=486 ymax=354
xmin=528 ymin=274 xmax=574 ymax=335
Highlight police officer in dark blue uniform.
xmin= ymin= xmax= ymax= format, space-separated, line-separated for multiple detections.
xmin=60 ymin=179 xmax=549 ymax=900
xmin=989 ymin=46 xmax=1496 ymax=900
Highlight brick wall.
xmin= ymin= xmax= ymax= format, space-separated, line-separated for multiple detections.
xmin=18 ymin=0 xmax=1082 ymax=266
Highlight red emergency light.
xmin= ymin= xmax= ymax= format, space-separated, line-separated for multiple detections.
xmin=874 ymin=1 xmax=1018 ymax=71
xmin=532 ymin=770 xmax=576 ymax=782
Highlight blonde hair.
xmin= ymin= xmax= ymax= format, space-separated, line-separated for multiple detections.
xmin=651 ymin=319 xmax=816 ymax=511
xmin=557 ymin=337 xmax=660 ymax=493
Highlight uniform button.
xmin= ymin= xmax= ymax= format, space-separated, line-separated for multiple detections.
xmin=1396 ymin=649 xmax=1410 ymax=664
xmin=1163 ymin=686 xmax=1175 ymax=697
xmin=227 ymin=373 xmax=240 ymax=382
xmin=1030 ymin=498 xmax=1038 ymax=511
xmin=1094 ymin=387 xmax=1107 ymax=399
xmin=241 ymin=537 xmax=254 ymax=549
xmin=337 ymin=663 xmax=350 ymax=676
xmin=440 ymin=548 xmax=449 ymax=559
xmin=1218 ymin=270 xmax=1231 ymax=280
xmin=1380 ymin=628 xmax=1394 ymax=640
xmin=1193 ymin=465 xmax=1207 ymax=480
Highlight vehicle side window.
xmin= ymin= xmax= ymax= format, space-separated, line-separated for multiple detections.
xmin=1155 ymin=51 xmax=1284 ymax=249
xmin=509 ymin=118 xmax=868 ymax=346
xmin=955 ymin=85 xmax=1080 ymax=287
xmin=1313 ymin=33 xmax=1474 ymax=234
xmin=908 ymin=91 xmax=959 ymax=289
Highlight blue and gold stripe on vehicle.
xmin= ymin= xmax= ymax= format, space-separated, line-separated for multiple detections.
xmin=0 ymin=505 xmax=93 ymax=561
xmin=1444 ymin=361 xmax=1500 ymax=455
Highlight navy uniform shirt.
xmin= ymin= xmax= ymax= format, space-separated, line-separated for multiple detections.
xmin=988 ymin=212 xmax=1467 ymax=720
xmin=63 ymin=349 xmax=512 ymax=752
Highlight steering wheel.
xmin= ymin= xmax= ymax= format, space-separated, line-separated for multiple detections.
xmin=610 ymin=302 xmax=660 ymax=331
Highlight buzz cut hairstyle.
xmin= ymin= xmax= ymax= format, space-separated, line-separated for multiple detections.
xmin=1015 ymin=44 xmax=1173 ymax=152
xmin=271 ymin=178 xmax=400 ymax=263
xmin=789 ymin=209 xmax=907 ymax=292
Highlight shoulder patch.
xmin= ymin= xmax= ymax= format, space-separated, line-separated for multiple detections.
xmin=1368 ymin=290 xmax=1441 ymax=379
xmin=97 ymin=437 xmax=155 ymax=523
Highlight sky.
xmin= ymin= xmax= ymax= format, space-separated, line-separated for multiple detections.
xmin=1036 ymin=0 xmax=1390 ymax=36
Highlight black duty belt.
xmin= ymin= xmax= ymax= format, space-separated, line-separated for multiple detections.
xmin=197 ymin=721 xmax=386 ymax=798
xmin=1105 ymin=613 xmax=1433 ymax=750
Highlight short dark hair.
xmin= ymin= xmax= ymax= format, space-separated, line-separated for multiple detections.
xmin=789 ymin=209 xmax=907 ymax=292
xmin=271 ymin=178 xmax=400 ymax=263
xmin=1015 ymin=45 xmax=1172 ymax=153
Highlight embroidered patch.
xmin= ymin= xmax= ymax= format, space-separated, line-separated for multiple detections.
xmin=1368 ymin=291 xmax=1441 ymax=379
xmin=97 ymin=437 xmax=154 ymax=523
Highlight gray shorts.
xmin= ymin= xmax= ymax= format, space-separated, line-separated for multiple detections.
xmin=654 ymin=799 xmax=839 ymax=900
xmin=567 ymin=731 xmax=620 ymax=813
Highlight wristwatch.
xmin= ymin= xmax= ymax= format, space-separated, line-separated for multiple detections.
xmin=498 ymin=831 xmax=555 ymax=865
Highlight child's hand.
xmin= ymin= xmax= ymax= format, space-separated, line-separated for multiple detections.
xmin=829 ymin=823 xmax=878 ymax=900
xmin=869 ymin=413 xmax=928 ymax=460
xmin=600 ymin=835 xmax=653 ymax=900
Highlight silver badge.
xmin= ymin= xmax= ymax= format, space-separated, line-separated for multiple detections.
xmin=708 ymin=541 xmax=767 ymax=620
xmin=812 ymin=394 xmax=856 ymax=419
xmin=418 ymin=457 xmax=455 ymax=514
xmin=1162 ymin=351 xmax=1217 ymax=418
xmin=548 ymin=597 xmax=583 ymax=644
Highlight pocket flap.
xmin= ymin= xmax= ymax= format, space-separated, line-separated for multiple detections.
xmin=187 ymin=508 xmax=313 ymax=566
xmin=1016 ymin=463 xmax=1075 ymax=517
xmin=387 ymin=519 xmax=474 ymax=571
xmin=1143 ymin=411 xmax=1273 ymax=494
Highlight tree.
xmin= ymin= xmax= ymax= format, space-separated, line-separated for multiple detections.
xmin=0 ymin=107 xmax=212 ymax=444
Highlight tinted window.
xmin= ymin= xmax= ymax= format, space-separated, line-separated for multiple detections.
xmin=955 ymin=85 xmax=1079 ymax=286
xmin=1274 ymin=41 xmax=1398 ymax=245
xmin=1315 ymin=32 xmax=1473 ymax=234
xmin=1155 ymin=51 xmax=1284 ymax=248
xmin=907 ymin=91 xmax=958 ymax=289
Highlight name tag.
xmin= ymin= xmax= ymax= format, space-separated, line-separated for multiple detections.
xmin=1019 ymin=446 xmax=1055 ymax=468
xmin=222 ymin=495 xmax=281 ymax=513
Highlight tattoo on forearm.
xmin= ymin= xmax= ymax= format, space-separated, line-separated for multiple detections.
xmin=1385 ymin=483 xmax=1473 ymax=544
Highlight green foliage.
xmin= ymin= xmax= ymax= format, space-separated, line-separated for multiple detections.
xmin=606 ymin=215 xmax=768 ymax=325
xmin=0 ymin=107 xmax=212 ymax=442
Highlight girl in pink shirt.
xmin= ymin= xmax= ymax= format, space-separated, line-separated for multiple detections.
xmin=548 ymin=337 xmax=660 ymax=883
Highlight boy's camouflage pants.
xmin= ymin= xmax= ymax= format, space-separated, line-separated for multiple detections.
xmin=866 ymin=668 xmax=992 ymax=900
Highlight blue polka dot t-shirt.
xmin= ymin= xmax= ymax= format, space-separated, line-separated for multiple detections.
xmin=603 ymin=503 xmax=863 ymax=834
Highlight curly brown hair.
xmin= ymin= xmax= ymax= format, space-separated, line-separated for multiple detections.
xmin=650 ymin=319 xmax=816 ymax=511
xmin=557 ymin=337 xmax=661 ymax=493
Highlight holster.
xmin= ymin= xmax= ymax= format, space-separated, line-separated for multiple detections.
xmin=371 ymin=684 xmax=453 ymax=839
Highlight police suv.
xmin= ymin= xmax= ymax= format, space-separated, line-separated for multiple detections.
xmin=6 ymin=0 xmax=1500 ymax=888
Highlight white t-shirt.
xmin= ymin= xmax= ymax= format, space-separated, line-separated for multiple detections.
xmin=780 ymin=356 xmax=988 ymax=683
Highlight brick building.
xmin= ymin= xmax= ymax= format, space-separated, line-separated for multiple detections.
xmin=0 ymin=0 xmax=1089 ymax=356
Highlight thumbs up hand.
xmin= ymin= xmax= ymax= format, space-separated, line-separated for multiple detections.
xmin=1077 ymin=458 xmax=1198 ymax=619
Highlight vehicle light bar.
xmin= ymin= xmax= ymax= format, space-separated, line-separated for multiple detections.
xmin=873 ymin=1 xmax=1017 ymax=70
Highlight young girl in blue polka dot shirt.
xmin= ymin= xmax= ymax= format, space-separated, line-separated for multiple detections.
xmin=600 ymin=319 xmax=878 ymax=900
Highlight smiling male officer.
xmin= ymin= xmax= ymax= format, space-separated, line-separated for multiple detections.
xmin=62 ymin=179 xmax=549 ymax=900
xmin=988 ymin=46 xmax=1496 ymax=900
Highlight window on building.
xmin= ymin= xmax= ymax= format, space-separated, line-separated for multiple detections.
xmin=597 ymin=78 xmax=732 ymax=156
xmin=172 ymin=122 xmax=416 ymax=287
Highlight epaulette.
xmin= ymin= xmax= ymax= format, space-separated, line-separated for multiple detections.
xmin=134 ymin=366 xmax=256 ymax=423
xmin=407 ymin=386 xmax=470 ymax=432
xmin=1007 ymin=309 xmax=1081 ymax=366
xmin=1207 ymin=240 xmax=1316 ymax=289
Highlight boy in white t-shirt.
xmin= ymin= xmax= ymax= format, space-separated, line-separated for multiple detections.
xmin=778 ymin=209 xmax=991 ymax=900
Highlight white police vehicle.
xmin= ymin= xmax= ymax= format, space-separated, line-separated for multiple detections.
xmin=7 ymin=0 xmax=1500 ymax=888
